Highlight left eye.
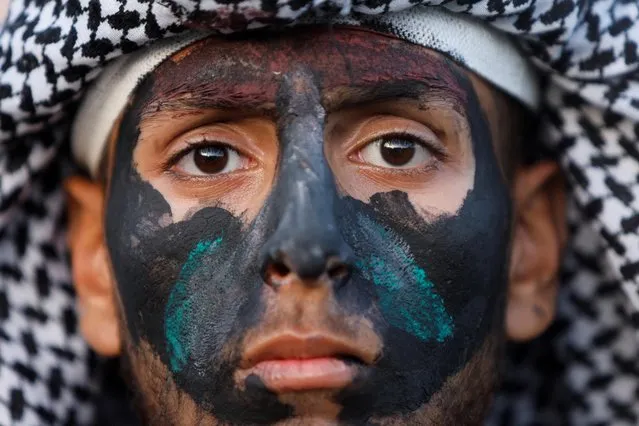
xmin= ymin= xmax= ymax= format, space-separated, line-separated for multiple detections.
xmin=175 ymin=144 xmax=245 ymax=176
xmin=359 ymin=136 xmax=432 ymax=169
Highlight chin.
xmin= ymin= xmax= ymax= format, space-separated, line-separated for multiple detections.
xmin=124 ymin=335 xmax=500 ymax=426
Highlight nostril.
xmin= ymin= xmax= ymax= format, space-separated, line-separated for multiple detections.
xmin=326 ymin=259 xmax=350 ymax=281
xmin=272 ymin=260 xmax=291 ymax=278
xmin=265 ymin=260 xmax=291 ymax=287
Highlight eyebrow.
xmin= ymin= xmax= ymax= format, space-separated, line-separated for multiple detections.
xmin=140 ymin=76 xmax=466 ymax=120
xmin=140 ymin=83 xmax=277 ymax=120
xmin=321 ymin=79 xmax=466 ymax=112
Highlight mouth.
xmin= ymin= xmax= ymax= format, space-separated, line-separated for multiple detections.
xmin=238 ymin=333 xmax=376 ymax=393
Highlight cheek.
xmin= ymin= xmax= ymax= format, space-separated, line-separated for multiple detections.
xmin=133 ymin=117 xmax=278 ymax=224
xmin=406 ymin=150 xmax=474 ymax=216
xmin=146 ymin=171 xmax=275 ymax=222
xmin=327 ymin=115 xmax=475 ymax=218
xmin=333 ymin=165 xmax=474 ymax=217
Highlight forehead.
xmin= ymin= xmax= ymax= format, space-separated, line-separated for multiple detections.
xmin=143 ymin=27 xmax=469 ymax=112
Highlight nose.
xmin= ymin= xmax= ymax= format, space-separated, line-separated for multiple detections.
xmin=264 ymin=237 xmax=352 ymax=284
xmin=261 ymin=180 xmax=353 ymax=283
xmin=260 ymin=69 xmax=353 ymax=286
xmin=263 ymin=171 xmax=353 ymax=285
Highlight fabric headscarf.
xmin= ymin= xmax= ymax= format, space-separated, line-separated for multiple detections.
xmin=0 ymin=0 xmax=637 ymax=425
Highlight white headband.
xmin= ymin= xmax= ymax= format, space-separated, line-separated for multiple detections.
xmin=71 ymin=7 xmax=539 ymax=177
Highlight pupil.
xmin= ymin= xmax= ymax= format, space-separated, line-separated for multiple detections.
xmin=194 ymin=146 xmax=228 ymax=174
xmin=380 ymin=139 xmax=415 ymax=166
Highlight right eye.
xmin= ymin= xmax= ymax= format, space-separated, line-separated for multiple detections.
xmin=174 ymin=143 xmax=248 ymax=176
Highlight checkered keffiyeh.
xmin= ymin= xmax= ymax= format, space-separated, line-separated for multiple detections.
xmin=0 ymin=0 xmax=638 ymax=424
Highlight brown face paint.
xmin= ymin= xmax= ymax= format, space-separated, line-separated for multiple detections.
xmin=105 ymin=29 xmax=512 ymax=424
xmin=144 ymin=28 xmax=467 ymax=117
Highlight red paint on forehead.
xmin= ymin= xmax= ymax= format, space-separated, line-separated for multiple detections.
xmin=146 ymin=27 xmax=467 ymax=111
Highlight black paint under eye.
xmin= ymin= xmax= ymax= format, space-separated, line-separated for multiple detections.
xmin=106 ymin=77 xmax=288 ymax=423
xmin=193 ymin=145 xmax=229 ymax=174
xmin=378 ymin=138 xmax=416 ymax=166
xmin=337 ymin=64 xmax=512 ymax=423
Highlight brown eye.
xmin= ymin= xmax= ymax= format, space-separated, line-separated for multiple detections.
xmin=360 ymin=136 xmax=431 ymax=169
xmin=194 ymin=146 xmax=229 ymax=173
xmin=176 ymin=144 xmax=244 ymax=176
xmin=379 ymin=139 xmax=416 ymax=166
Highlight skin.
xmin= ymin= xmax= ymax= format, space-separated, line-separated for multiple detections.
xmin=66 ymin=28 xmax=566 ymax=425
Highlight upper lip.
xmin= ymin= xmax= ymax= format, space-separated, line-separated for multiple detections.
xmin=240 ymin=332 xmax=377 ymax=369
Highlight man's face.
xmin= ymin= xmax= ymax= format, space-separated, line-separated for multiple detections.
xmin=105 ymin=28 xmax=512 ymax=424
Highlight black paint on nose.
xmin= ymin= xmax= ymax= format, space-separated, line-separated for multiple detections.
xmin=260 ymin=69 xmax=353 ymax=286
xmin=265 ymin=248 xmax=352 ymax=283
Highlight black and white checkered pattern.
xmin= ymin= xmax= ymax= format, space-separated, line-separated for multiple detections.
xmin=0 ymin=0 xmax=638 ymax=424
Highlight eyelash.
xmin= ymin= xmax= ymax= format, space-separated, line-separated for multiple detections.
xmin=357 ymin=131 xmax=448 ymax=160
xmin=163 ymin=139 xmax=235 ymax=170
xmin=161 ymin=129 xmax=447 ymax=173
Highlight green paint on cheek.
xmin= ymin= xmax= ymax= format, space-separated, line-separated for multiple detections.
xmin=165 ymin=237 xmax=223 ymax=373
xmin=355 ymin=219 xmax=454 ymax=343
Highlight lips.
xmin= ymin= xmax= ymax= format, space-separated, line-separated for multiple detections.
xmin=238 ymin=333 xmax=376 ymax=393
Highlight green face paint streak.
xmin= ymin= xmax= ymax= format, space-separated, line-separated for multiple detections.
xmin=355 ymin=216 xmax=454 ymax=342
xmin=165 ymin=237 xmax=223 ymax=373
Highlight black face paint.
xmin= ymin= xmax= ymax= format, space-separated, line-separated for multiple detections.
xmin=105 ymin=36 xmax=511 ymax=425
xmin=336 ymin=101 xmax=510 ymax=420
xmin=107 ymin=76 xmax=292 ymax=423
xmin=259 ymin=69 xmax=354 ymax=280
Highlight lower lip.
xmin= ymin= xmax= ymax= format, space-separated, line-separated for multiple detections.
xmin=248 ymin=357 xmax=357 ymax=393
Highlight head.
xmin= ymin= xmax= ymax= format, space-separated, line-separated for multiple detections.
xmin=65 ymin=22 xmax=565 ymax=426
